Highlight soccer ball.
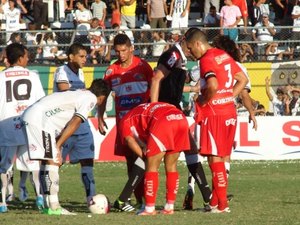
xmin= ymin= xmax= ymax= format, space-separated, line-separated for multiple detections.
xmin=88 ymin=194 xmax=110 ymax=214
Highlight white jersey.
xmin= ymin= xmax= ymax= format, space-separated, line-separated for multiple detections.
xmin=75 ymin=9 xmax=93 ymax=35
xmin=0 ymin=66 xmax=45 ymax=121
xmin=22 ymin=90 xmax=97 ymax=135
xmin=53 ymin=64 xmax=89 ymax=134
xmin=0 ymin=116 xmax=25 ymax=146
xmin=4 ymin=8 xmax=21 ymax=31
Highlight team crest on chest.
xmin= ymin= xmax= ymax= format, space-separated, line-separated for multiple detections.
xmin=111 ymin=77 xmax=121 ymax=86
xmin=134 ymin=73 xmax=145 ymax=80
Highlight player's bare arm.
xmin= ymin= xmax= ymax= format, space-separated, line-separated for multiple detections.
xmin=198 ymin=76 xmax=218 ymax=106
xmin=125 ymin=136 xmax=144 ymax=159
xmin=55 ymin=116 xmax=83 ymax=165
xmin=97 ymin=98 xmax=108 ymax=135
xmin=232 ymin=71 xmax=248 ymax=97
xmin=150 ymin=64 xmax=170 ymax=102
xmin=57 ymin=82 xmax=70 ymax=91
xmin=240 ymin=90 xmax=258 ymax=131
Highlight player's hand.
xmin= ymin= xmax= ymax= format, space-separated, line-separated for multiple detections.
xmin=54 ymin=146 xmax=63 ymax=166
xmin=249 ymin=114 xmax=257 ymax=131
xmin=98 ymin=119 xmax=108 ymax=135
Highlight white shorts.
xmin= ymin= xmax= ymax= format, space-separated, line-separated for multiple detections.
xmin=25 ymin=123 xmax=59 ymax=163
xmin=171 ymin=13 xmax=189 ymax=28
xmin=0 ymin=145 xmax=40 ymax=173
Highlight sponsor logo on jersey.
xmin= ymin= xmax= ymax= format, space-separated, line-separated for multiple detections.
xmin=119 ymin=96 xmax=143 ymax=108
xmin=133 ymin=73 xmax=145 ymax=80
xmin=212 ymin=97 xmax=234 ymax=105
xmin=15 ymin=104 xmax=28 ymax=114
xmin=167 ymin=52 xmax=179 ymax=68
xmin=225 ymin=118 xmax=236 ymax=126
xmin=215 ymin=53 xmax=230 ymax=65
xmin=5 ymin=70 xmax=29 ymax=77
xmin=217 ymin=89 xmax=233 ymax=94
xmin=166 ymin=114 xmax=183 ymax=121
xmin=111 ymin=77 xmax=121 ymax=86
xmin=45 ymin=108 xmax=64 ymax=117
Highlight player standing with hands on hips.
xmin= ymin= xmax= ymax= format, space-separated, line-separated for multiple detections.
xmin=184 ymin=28 xmax=248 ymax=213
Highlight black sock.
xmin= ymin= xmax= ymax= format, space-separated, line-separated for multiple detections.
xmin=118 ymin=158 xmax=145 ymax=203
xmin=187 ymin=162 xmax=212 ymax=203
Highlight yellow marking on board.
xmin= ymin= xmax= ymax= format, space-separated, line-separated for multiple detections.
xmin=48 ymin=66 xmax=57 ymax=94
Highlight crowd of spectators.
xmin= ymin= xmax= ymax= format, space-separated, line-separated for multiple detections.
xmin=0 ymin=0 xmax=299 ymax=64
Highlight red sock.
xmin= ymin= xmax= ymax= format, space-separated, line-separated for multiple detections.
xmin=210 ymin=162 xmax=228 ymax=210
xmin=144 ymin=172 xmax=158 ymax=207
xmin=166 ymin=172 xmax=179 ymax=204
xmin=209 ymin=164 xmax=218 ymax=207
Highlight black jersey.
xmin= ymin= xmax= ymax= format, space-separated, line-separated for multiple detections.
xmin=157 ymin=43 xmax=188 ymax=109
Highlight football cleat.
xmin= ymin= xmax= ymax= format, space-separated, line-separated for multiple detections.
xmin=113 ymin=199 xmax=135 ymax=212
xmin=19 ymin=186 xmax=28 ymax=202
xmin=182 ymin=189 xmax=194 ymax=210
xmin=0 ymin=204 xmax=8 ymax=213
xmin=227 ymin=194 xmax=234 ymax=202
xmin=43 ymin=207 xmax=77 ymax=215
xmin=6 ymin=194 xmax=15 ymax=202
xmin=160 ymin=209 xmax=174 ymax=215
xmin=36 ymin=196 xmax=44 ymax=211
xmin=210 ymin=207 xmax=231 ymax=213
xmin=137 ymin=210 xmax=157 ymax=216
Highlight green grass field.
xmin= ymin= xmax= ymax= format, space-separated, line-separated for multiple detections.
xmin=1 ymin=160 xmax=300 ymax=225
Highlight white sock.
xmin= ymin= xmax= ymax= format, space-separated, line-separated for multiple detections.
xmin=145 ymin=206 xmax=155 ymax=212
xmin=225 ymin=162 xmax=230 ymax=178
xmin=164 ymin=203 xmax=174 ymax=211
xmin=30 ymin=170 xmax=42 ymax=197
xmin=7 ymin=169 xmax=14 ymax=197
xmin=44 ymin=165 xmax=60 ymax=210
xmin=1 ymin=173 xmax=8 ymax=205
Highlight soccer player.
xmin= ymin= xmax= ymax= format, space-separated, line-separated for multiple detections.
xmin=119 ymin=102 xmax=190 ymax=215
xmin=0 ymin=43 xmax=45 ymax=213
xmin=97 ymin=33 xmax=153 ymax=212
xmin=22 ymin=79 xmax=110 ymax=215
xmin=184 ymin=28 xmax=248 ymax=213
xmin=53 ymin=43 xmax=97 ymax=209
xmin=150 ymin=33 xmax=212 ymax=210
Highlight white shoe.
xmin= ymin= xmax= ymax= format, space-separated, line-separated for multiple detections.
xmin=210 ymin=207 xmax=230 ymax=213
xmin=6 ymin=194 xmax=15 ymax=202
xmin=60 ymin=207 xmax=77 ymax=215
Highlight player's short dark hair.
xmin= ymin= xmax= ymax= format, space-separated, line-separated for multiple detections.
xmin=213 ymin=35 xmax=241 ymax=62
xmin=184 ymin=27 xmax=208 ymax=44
xmin=113 ymin=33 xmax=131 ymax=47
xmin=6 ymin=43 xmax=28 ymax=65
xmin=89 ymin=79 xmax=111 ymax=97
xmin=67 ymin=43 xmax=87 ymax=56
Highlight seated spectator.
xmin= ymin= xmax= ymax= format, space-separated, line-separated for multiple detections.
xmin=139 ymin=23 xmax=152 ymax=58
xmin=6 ymin=32 xmax=22 ymax=45
xmin=265 ymin=76 xmax=287 ymax=116
xmin=90 ymin=0 xmax=107 ymax=28
xmin=255 ymin=104 xmax=267 ymax=116
xmin=252 ymin=13 xmax=276 ymax=60
xmin=74 ymin=0 xmax=93 ymax=44
xmin=151 ymin=30 xmax=168 ymax=57
xmin=266 ymin=42 xmax=292 ymax=61
xmin=41 ymin=32 xmax=67 ymax=63
xmin=88 ymin=18 xmax=107 ymax=64
xmin=105 ymin=23 xmax=134 ymax=62
xmin=203 ymin=5 xmax=220 ymax=27
xmin=285 ymin=85 xmax=300 ymax=115
xmin=239 ymin=43 xmax=254 ymax=62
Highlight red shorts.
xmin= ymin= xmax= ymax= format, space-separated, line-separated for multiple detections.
xmin=146 ymin=113 xmax=190 ymax=157
xmin=114 ymin=130 xmax=134 ymax=157
xmin=199 ymin=114 xmax=237 ymax=157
